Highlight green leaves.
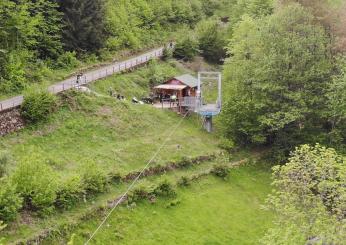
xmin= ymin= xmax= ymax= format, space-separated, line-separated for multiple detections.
xmin=221 ymin=4 xmax=333 ymax=159
xmin=263 ymin=144 xmax=346 ymax=244
xmin=21 ymin=90 xmax=57 ymax=123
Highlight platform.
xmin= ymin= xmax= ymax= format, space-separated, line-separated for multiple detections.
xmin=198 ymin=104 xmax=221 ymax=117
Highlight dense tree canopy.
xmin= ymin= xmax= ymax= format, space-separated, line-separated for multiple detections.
xmin=221 ymin=4 xmax=334 ymax=161
xmin=263 ymin=144 xmax=346 ymax=244
xmin=0 ymin=0 xmax=220 ymax=96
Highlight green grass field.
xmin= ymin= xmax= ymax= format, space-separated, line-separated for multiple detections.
xmin=0 ymin=61 xmax=223 ymax=243
xmin=46 ymin=165 xmax=273 ymax=245
xmin=0 ymin=61 xmax=219 ymax=177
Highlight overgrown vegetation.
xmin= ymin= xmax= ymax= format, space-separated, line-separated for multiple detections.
xmin=44 ymin=165 xmax=273 ymax=244
xmin=20 ymin=90 xmax=57 ymax=123
xmin=0 ymin=0 xmax=221 ymax=98
xmin=263 ymin=144 xmax=346 ymax=244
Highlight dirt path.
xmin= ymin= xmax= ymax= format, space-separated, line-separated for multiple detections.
xmin=0 ymin=47 xmax=164 ymax=112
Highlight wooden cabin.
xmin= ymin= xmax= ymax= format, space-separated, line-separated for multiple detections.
xmin=154 ymin=74 xmax=198 ymax=100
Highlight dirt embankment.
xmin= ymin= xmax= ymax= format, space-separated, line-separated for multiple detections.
xmin=0 ymin=109 xmax=25 ymax=136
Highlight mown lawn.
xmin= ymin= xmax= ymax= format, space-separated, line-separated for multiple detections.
xmin=51 ymin=165 xmax=273 ymax=245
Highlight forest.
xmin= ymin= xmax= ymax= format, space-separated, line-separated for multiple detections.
xmin=1 ymin=0 xmax=346 ymax=244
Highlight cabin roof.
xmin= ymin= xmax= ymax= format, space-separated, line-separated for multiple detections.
xmin=174 ymin=74 xmax=198 ymax=88
xmin=154 ymin=84 xmax=187 ymax=90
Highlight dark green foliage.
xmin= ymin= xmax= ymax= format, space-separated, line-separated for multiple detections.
xmin=161 ymin=47 xmax=173 ymax=61
xmin=221 ymin=4 xmax=333 ymax=161
xmin=211 ymin=164 xmax=230 ymax=179
xmin=127 ymin=181 xmax=153 ymax=204
xmin=178 ymin=176 xmax=191 ymax=186
xmin=201 ymin=0 xmax=221 ymax=16
xmin=177 ymin=157 xmax=193 ymax=168
xmin=197 ymin=20 xmax=227 ymax=63
xmin=0 ymin=178 xmax=23 ymax=222
xmin=173 ymin=37 xmax=199 ymax=61
xmin=58 ymin=0 xmax=106 ymax=53
xmin=153 ymin=179 xmax=177 ymax=197
xmin=55 ymin=176 xmax=85 ymax=210
xmin=263 ymin=144 xmax=346 ymax=244
xmin=55 ymin=51 xmax=79 ymax=69
xmin=81 ymin=162 xmax=109 ymax=194
xmin=28 ymin=0 xmax=63 ymax=59
xmin=21 ymin=90 xmax=57 ymax=123
xmin=11 ymin=159 xmax=58 ymax=214
xmin=325 ymin=56 xmax=346 ymax=150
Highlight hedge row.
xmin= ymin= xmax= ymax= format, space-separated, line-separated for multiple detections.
xmin=0 ymin=155 xmax=217 ymax=222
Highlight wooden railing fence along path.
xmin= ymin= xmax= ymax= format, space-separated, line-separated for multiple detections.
xmin=0 ymin=47 xmax=164 ymax=112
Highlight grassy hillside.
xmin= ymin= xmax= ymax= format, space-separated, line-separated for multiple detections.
xmin=0 ymin=60 xmax=224 ymax=243
xmin=45 ymin=165 xmax=273 ymax=245
xmin=0 ymin=61 xmax=218 ymax=175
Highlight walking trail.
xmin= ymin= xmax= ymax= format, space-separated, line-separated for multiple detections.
xmin=0 ymin=46 xmax=164 ymax=112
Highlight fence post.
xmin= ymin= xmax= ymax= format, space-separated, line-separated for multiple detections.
xmin=113 ymin=67 xmax=115 ymax=73
xmin=63 ymin=83 xmax=65 ymax=90
xmin=0 ymin=103 xmax=2 ymax=111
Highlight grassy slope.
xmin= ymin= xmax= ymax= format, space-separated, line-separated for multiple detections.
xmin=48 ymin=165 xmax=273 ymax=245
xmin=0 ymin=61 xmax=219 ymax=177
xmin=0 ymin=61 xmax=222 ymax=242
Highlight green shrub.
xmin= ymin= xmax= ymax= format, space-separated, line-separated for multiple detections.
xmin=165 ymin=199 xmax=181 ymax=208
xmin=109 ymin=170 xmax=122 ymax=184
xmin=11 ymin=159 xmax=58 ymax=213
xmin=218 ymin=138 xmax=235 ymax=152
xmin=21 ymin=90 xmax=57 ymax=123
xmin=127 ymin=181 xmax=154 ymax=204
xmin=81 ymin=163 xmax=109 ymax=194
xmin=55 ymin=176 xmax=85 ymax=210
xmin=173 ymin=37 xmax=199 ymax=61
xmin=154 ymin=179 xmax=177 ymax=198
xmin=55 ymin=51 xmax=79 ymax=69
xmin=178 ymin=176 xmax=191 ymax=187
xmin=177 ymin=157 xmax=193 ymax=168
xmin=212 ymin=164 xmax=231 ymax=179
xmin=162 ymin=47 xmax=173 ymax=61
xmin=197 ymin=19 xmax=226 ymax=64
xmin=0 ymin=178 xmax=23 ymax=222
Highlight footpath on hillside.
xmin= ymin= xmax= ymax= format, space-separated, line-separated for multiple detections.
xmin=0 ymin=47 xmax=164 ymax=112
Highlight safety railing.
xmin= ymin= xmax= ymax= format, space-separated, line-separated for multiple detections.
xmin=0 ymin=47 xmax=164 ymax=113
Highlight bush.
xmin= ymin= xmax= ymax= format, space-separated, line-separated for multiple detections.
xmin=55 ymin=51 xmax=79 ymax=69
xmin=11 ymin=159 xmax=58 ymax=214
xmin=178 ymin=176 xmax=191 ymax=187
xmin=162 ymin=47 xmax=173 ymax=61
xmin=212 ymin=164 xmax=230 ymax=179
xmin=177 ymin=157 xmax=193 ymax=168
xmin=173 ymin=37 xmax=199 ymax=61
xmin=218 ymin=138 xmax=235 ymax=152
xmin=197 ymin=19 xmax=226 ymax=64
xmin=81 ymin=162 xmax=109 ymax=194
xmin=127 ymin=181 xmax=154 ymax=204
xmin=21 ymin=90 xmax=57 ymax=123
xmin=0 ymin=178 xmax=22 ymax=222
xmin=55 ymin=176 xmax=85 ymax=209
xmin=154 ymin=179 xmax=177 ymax=197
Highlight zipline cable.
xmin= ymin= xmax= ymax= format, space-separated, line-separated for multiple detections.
xmin=84 ymin=111 xmax=189 ymax=245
